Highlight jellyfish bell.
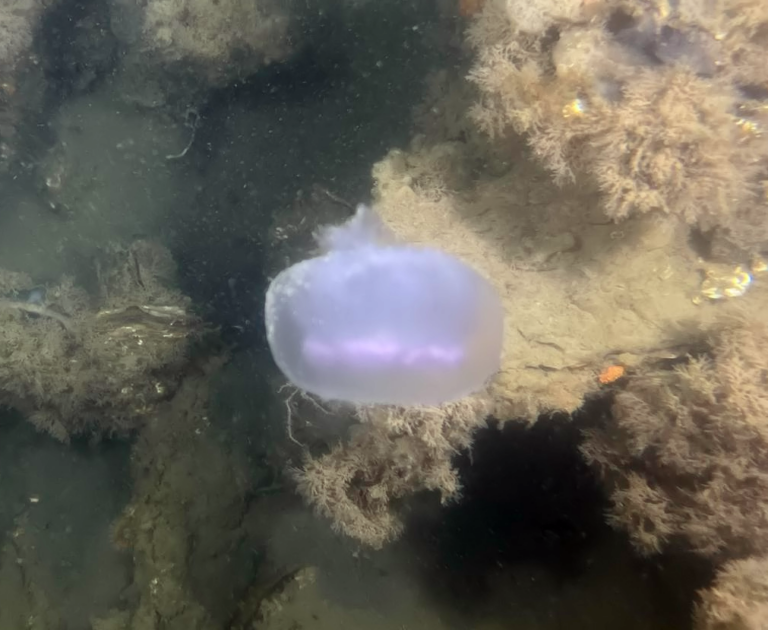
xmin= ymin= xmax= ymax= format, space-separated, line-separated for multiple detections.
xmin=265 ymin=205 xmax=505 ymax=406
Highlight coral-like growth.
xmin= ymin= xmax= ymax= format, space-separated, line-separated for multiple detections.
xmin=142 ymin=0 xmax=292 ymax=67
xmin=581 ymin=317 xmax=768 ymax=559
xmin=0 ymin=240 xmax=203 ymax=441
xmin=467 ymin=0 xmax=768 ymax=253
xmin=695 ymin=556 xmax=768 ymax=630
xmin=292 ymin=397 xmax=492 ymax=548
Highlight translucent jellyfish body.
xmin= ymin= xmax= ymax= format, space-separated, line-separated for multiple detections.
xmin=265 ymin=205 xmax=504 ymax=405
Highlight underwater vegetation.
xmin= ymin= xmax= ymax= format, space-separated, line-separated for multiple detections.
xmin=0 ymin=241 xmax=202 ymax=441
xmin=582 ymin=318 xmax=768 ymax=561
xmin=468 ymin=0 xmax=768 ymax=258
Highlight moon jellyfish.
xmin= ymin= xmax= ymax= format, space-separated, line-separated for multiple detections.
xmin=265 ymin=204 xmax=505 ymax=405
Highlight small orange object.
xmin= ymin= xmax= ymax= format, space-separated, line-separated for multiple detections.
xmin=598 ymin=364 xmax=625 ymax=384
xmin=459 ymin=0 xmax=485 ymax=17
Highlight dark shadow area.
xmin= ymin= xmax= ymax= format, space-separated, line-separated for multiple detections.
xmin=170 ymin=0 xmax=443 ymax=348
xmin=406 ymin=416 xmax=608 ymax=607
xmin=399 ymin=405 xmax=710 ymax=628
xmin=39 ymin=0 xmax=118 ymax=100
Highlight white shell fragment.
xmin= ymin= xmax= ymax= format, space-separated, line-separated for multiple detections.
xmin=265 ymin=205 xmax=505 ymax=405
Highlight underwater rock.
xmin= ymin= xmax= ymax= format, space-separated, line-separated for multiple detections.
xmin=0 ymin=240 xmax=204 ymax=441
xmin=265 ymin=204 xmax=504 ymax=406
